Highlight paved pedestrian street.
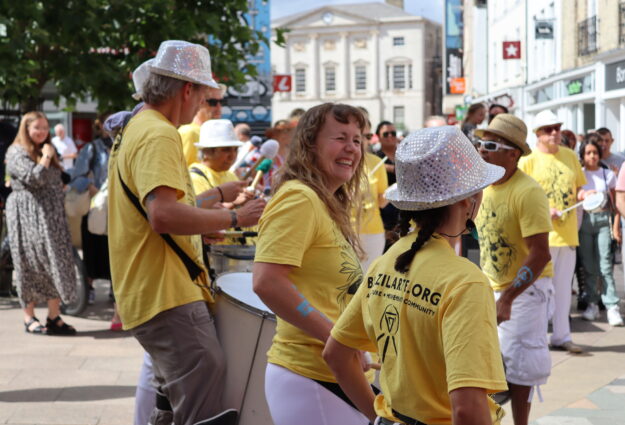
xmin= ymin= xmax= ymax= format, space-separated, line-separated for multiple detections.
xmin=1 ymin=276 xmax=625 ymax=424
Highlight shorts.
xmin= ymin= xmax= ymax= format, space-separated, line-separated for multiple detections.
xmin=494 ymin=277 xmax=554 ymax=387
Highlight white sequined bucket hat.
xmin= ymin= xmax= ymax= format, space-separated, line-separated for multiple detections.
xmin=132 ymin=58 xmax=154 ymax=100
xmin=149 ymin=40 xmax=219 ymax=88
xmin=385 ymin=126 xmax=505 ymax=211
xmin=196 ymin=119 xmax=243 ymax=149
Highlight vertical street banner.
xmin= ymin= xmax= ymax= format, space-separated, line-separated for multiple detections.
xmin=444 ymin=0 xmax=464 ymax=95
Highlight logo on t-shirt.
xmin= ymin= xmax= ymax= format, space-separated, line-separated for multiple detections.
xmin=378 ymin=304 xmax=399 ymax=361
xmin=478 ymin=199 xmax=517 ymax=278
xmin=334 ymin=228 xmax=364 ymax=311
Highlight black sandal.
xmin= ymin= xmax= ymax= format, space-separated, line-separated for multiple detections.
xmin=46 ymin=316 xmax=77 ymax=336
xmin=24 ymin=317 xmax=45 ymax=334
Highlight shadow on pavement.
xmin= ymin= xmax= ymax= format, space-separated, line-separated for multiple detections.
xmin=0 ymin=385 xmax=136 ymax=402
xmin=583 ymin=344 xmax=625 ymax=353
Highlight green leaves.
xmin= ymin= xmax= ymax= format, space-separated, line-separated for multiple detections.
xmin=0 ymin=0 xmax=264 ymax=113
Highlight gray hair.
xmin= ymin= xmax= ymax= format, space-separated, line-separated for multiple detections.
xmin=141 ymin=73 xmax=187 ymax=105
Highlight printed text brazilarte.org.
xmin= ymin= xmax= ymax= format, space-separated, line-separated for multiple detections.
xmin=367 ymin=273 xmax=441 ymax=306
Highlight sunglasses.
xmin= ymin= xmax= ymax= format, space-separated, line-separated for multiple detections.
xmin=206 ymin=98 xmax=226 ymax=107
xmin=382 ymin=131 xmax=397 ymax=138
xmin=540 ymin=124 xmax=561 ymax=134
xmin=476 ymin=139 xmax=516 ymax=152
xmin=364 ymin=133 xmax=374 ymax=140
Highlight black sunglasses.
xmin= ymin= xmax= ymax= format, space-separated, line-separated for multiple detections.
xmin=206 ymin=98 xmax=226 ymax=107
xmin=382 ymin=131 xmax=397 ymax=138
xmin=540 ymin=124 xmax=561 ymax=134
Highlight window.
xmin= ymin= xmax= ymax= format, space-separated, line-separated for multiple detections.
xmin=295 ymin=68 xmax=306 ymax=93
xmin=393 ymin=36 xmax=405 ymax=46
xmin=393 ymin=106 xmax=405 ymax=127
xmin=578 ymin=16 xmax=598 ymax=56
xmin=325 ymin=67 xmax=336 ymax=92
xmin=393 ymin=65 xmax=406 ymax=89
xmin=355 ymin=65 xmax=367 ymax=91
xmin=620 ymin=1 xmax=625 ymax=46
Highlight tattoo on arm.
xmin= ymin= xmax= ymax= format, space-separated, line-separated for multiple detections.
xmin=292 ymin=285 xmax=331 ymax=322
xmin=196 ymin=194 xmax=217 ymax=208
xmin=512 ymin=265 xmax=534 ymax=288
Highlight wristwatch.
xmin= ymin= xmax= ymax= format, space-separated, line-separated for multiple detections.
xmin=229 ymin=210 xmax=238 ymax=228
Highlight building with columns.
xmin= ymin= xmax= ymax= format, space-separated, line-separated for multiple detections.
xmin=271 ymin=2 xmax=441 ymax=131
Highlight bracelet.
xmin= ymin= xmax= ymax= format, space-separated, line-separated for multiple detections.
xmin=216 ymin=186 xmax=224 ymax=202
xmin=229 ymin=210 xmax=238 ymax=228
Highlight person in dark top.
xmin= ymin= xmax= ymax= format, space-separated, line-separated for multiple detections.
xmin=375 ymin=120 xmax=399 ymax=250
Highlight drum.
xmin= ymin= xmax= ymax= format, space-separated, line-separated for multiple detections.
xmin=582 ymin=191 xmax=608 ymax=213
xmin=208 ymin=245 xmax=256 ymax=275
xmin=214 ymin=272 xmax=275 ymax=425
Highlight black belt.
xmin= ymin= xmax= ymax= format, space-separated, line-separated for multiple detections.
xmin=390 ymin=409 xmax=427 ymax=425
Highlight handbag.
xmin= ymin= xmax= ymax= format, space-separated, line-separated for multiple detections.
xmin=87 ymin=179 xmax=108 ymax=235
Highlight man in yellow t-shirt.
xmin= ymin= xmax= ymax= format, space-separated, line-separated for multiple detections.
xmin=475 ymin=114 xmax=553 ymax=425
xmin=178 ymin=84 xmax=225 ymax=166
xmin=107 ymin=41 xmax=265 ymax=425
xmin=519 ymin=110 xmax=586 ymax=355
xmin=359 ymin=152 xmax=388 ymax=273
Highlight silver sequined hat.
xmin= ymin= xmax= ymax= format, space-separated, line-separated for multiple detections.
xmin=149 ymin=40 xmax=219 ymax=88
xmin=385 ymin=126 xmax=505 ymax=211
xmin=132 ymin=59 xmax=154 ymax=100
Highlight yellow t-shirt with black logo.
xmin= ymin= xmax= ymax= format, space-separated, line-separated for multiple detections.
xmin=189 ymin=162 xmax=238 ymax=195
xmin=331 ymin=234 xmax=507 ymax=425
xmin=519 ymin=147 xmax=586 ymax=247
xmin=255 ymin=180 xmax=366 ymax=383
xmin=360 ymin=153 xmax=388 ymax=235
xmin=178 ymin=123 xmax=200 ymax=167
xmin=476 ymin=170 xmax=554 ymax=291
xmin=108 ymin=110 xmax=212 ymax=330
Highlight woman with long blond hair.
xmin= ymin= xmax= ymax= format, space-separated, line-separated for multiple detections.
xmin=5 ymin=111 xmax=77 ymax=335
xmin=253 ymin=103 xmax=372 ymax=425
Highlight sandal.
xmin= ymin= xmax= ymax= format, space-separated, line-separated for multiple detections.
xmin=24 ymin=317 xmax=45 ymax=334
xmin=46 ymin=316 xmax=77 ymax=336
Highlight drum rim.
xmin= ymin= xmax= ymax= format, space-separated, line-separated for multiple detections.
xmin=217 ymin=273 xmax=276 ymax=321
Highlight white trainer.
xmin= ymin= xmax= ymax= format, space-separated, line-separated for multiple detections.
xmin=582 ymin=303 xmax=599 ymax=321
xmin=607 ymin=305 xmax=624 ymax=327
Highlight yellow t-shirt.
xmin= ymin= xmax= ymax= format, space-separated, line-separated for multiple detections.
xmin=108 ymin=110 xmax=212 ymax=330
xmin=519 ymin=147 xmax=586 ymax=247
xmin=189 ymin=162 xmax=238 ymax=194
xmin=255 ymin=180 xmax=366 ymax=382
xmin=360 ymin=153 xmax=388 ymax=235
xmin=476 ymin=170 xmax=554 ymax=291
xmin=178 ymin=123 xmax=200 ymax=167
xmin=332 ymin=234 xmax=507 ymax=425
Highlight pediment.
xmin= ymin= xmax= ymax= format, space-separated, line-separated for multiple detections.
xmin=278 ymin=6 xmax=377 ymax=29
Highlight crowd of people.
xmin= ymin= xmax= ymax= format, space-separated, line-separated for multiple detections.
xmin=3 ymin=38 xmax=625 ymax=425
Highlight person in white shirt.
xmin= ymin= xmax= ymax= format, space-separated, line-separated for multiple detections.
xmin=51 ymin=124 xmax=78 ymax=170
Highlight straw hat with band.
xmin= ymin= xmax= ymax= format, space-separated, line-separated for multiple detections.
xmin=385 ymin=126 xmax=505 ymax=211
xmin=474 ymin=113 xmax=531 ymax=156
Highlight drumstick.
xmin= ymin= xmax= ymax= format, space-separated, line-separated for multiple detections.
xmin=223 ymin=230 xmax=258 ymax=238
xmin=368 ymin=156 xmax=387 ymax=178
xmin=247 ymin=159 xmax=273 ymax=193
xmin=558 ymin=200 xmax=584 ymax=215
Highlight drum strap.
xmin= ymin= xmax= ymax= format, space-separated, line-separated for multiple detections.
xmin=117 ymin=168 xmax=203 ymax=282
xmin=313 ymin=379 xmax=380 ymax=413
xmin=190 ymin=166 xmax=210 ymax=183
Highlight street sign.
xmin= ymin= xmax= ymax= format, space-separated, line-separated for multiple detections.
xmin=450 ymin=77 xmax=466 ymax=94
xmin=273 ymin=75 xmax=292 ymax=92
xmin=503 ymin=41 xmax=521 ymax=59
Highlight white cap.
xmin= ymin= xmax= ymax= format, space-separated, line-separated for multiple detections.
xmin=132 ymin=59 xmax=154 ymax=100
xmin=149 ymin=40 xmax=219 ymax=88
xmin=385 ymin=126 xmax=504 ymax=211
xmin=532 ymin=110 xmax=563 ymax=133
xmin=196 ymin=119 xmax=243 ymax=149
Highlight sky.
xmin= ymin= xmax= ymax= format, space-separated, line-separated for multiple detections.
xmin=271 ymin=0 xmax=443 ymax=23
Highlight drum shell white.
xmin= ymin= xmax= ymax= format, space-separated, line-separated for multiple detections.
xmin=582 ymin=191 xmax=608 ymax=213
xmin=214 ymin=272 xmax=275 ymax=425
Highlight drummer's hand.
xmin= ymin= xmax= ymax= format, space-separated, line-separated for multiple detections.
xmin=202 ymin=231 xmax=225 ymax=244
xmin=233 ymin=189 xmax=254 ymax=207
xmin=550 ymin=208 xmax=561 ymax=220
xmin=218 ymin=181 xmax=248 ymax=203
xmin=578 ymin=189 xmax=596 ymax=201
xmin=235 ymin=198 xmax=266 ymax=227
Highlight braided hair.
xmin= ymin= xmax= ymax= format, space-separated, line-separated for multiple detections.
xmin=394 ymin=206 xmax=449 ymax=273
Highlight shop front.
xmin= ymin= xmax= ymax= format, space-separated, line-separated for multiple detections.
xmin=603 ymin=57 xmax=625 ymax=152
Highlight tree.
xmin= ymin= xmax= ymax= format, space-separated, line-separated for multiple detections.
xmin=0 ymin=0 xmax=279 ymax=113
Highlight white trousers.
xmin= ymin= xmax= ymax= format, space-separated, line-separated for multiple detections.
xmin=360 ymin=233 xmax=385 ymax=273
xmin=134 ymin=351 xmax=157 ymax=425
xmin=265 ymin=364 xmax=369 ymax=425
xmin=549 ymin=246 xmax=576 ymax=346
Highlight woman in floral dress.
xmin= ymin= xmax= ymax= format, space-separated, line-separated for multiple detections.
xmin=5 ymin=111 xmax=77 ymax=335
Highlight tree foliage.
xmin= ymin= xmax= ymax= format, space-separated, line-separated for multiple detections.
xmin=0 ymin=0 xmax=271 ymax=113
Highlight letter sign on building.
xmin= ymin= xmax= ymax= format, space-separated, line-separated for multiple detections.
xmin=273 ymin=75 xmax=292 ymax=92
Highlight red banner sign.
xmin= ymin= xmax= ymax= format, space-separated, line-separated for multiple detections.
xmin=503 ymin=41 xmax=521 ymax=59
xmin=273 ymin=75 xmax=292 ymax=92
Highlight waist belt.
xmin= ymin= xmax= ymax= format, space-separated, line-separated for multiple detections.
xmin=390 ymin=409 xmax=427 ymax=425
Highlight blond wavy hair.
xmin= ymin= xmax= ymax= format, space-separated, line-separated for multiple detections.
xmin=273 ymin=103 xmax=367 ymax=256
xmin=12 ymin=111 xmax=62 ymax=169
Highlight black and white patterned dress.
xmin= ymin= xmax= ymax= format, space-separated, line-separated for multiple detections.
xmin=5 ymin=145 xmax=77 ymax=306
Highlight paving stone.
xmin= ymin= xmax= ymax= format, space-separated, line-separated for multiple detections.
xmin=534 ymin=416 xmax=594 ymax=425
xmin=567 ymin=398 xmax=600 ymax=409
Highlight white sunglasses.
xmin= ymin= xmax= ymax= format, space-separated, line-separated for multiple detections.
xmin=476 ymin=139 xmax=516 ymax=152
